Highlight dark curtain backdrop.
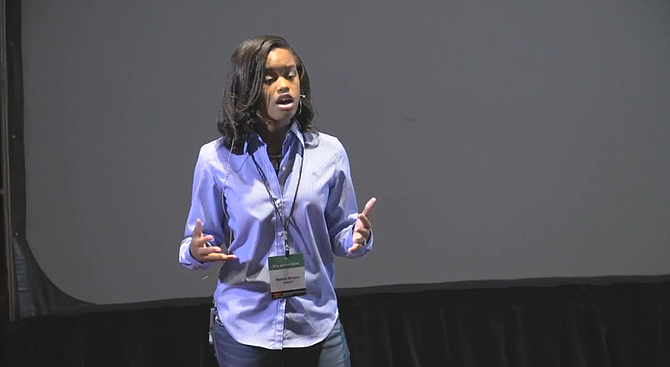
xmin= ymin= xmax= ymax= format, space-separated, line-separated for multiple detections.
xmin=2 ymin=278 xmax=669 ymax=367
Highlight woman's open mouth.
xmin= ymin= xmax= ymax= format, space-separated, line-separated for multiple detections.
xmin=276 ymin=94 xmax=295 ymax=111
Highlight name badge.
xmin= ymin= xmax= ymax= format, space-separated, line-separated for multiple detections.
xmin=268 ymin=253 xmax=306 ymax=299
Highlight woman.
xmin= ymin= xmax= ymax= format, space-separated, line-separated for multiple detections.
xmin=178 ymin=35 xmax=376 ymax=367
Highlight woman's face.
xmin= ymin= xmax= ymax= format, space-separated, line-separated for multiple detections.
xmin=258 ymin=48 xmax=301 ymax=128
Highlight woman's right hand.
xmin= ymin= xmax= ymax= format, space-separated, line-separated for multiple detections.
xmin=190 ymin=218 xmax=237 ymax=262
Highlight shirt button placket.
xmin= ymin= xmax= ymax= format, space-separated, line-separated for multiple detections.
xmin=275 ymin=296 xmax=286 ymax=347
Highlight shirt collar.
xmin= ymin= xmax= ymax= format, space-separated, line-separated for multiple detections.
xmin=287 ymin=119 xmax=318 ymax=148
xmin=244 ymin=119 xmax=317 ymax=154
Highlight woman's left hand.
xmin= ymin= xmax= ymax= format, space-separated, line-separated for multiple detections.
xmin=350 ymin=197 xmax=376 ymax=252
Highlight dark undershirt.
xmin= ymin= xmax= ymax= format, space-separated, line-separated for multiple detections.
xmin=269 ymin=154 xmax=282 ymax=175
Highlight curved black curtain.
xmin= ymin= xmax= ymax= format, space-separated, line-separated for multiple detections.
xmin=3 ymin=0 xmax=98 ymax=320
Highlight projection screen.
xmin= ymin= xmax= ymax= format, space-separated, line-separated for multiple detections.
xmin=15 ymin=0 xmax=670 ymax=309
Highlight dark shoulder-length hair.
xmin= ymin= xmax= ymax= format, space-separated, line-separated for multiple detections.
xmin=217 ymin=35 xmax=317 ymax=153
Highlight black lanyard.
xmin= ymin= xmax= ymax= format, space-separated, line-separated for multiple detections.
xmin=251 ymin=144 xmax=304 ymax=257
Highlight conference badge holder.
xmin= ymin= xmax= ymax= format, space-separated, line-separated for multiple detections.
xmin=268 ymin=253 xmax=306 ymax=299
xmin=251 ymin=151 xmax=307 ymax=300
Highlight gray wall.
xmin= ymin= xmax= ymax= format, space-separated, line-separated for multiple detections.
xmin=21 ymin=0 xmax=670 ymax=305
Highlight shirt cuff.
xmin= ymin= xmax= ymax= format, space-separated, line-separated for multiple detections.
xmin=179 ymin=237 xmax=212 ymax=271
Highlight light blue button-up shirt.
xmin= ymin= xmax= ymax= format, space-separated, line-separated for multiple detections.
xmin=179 ymin=121 xmax=373 ymax=349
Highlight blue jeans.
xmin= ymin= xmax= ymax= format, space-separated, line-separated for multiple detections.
xmin=211 ymin=315 xmax=352 ymax=367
